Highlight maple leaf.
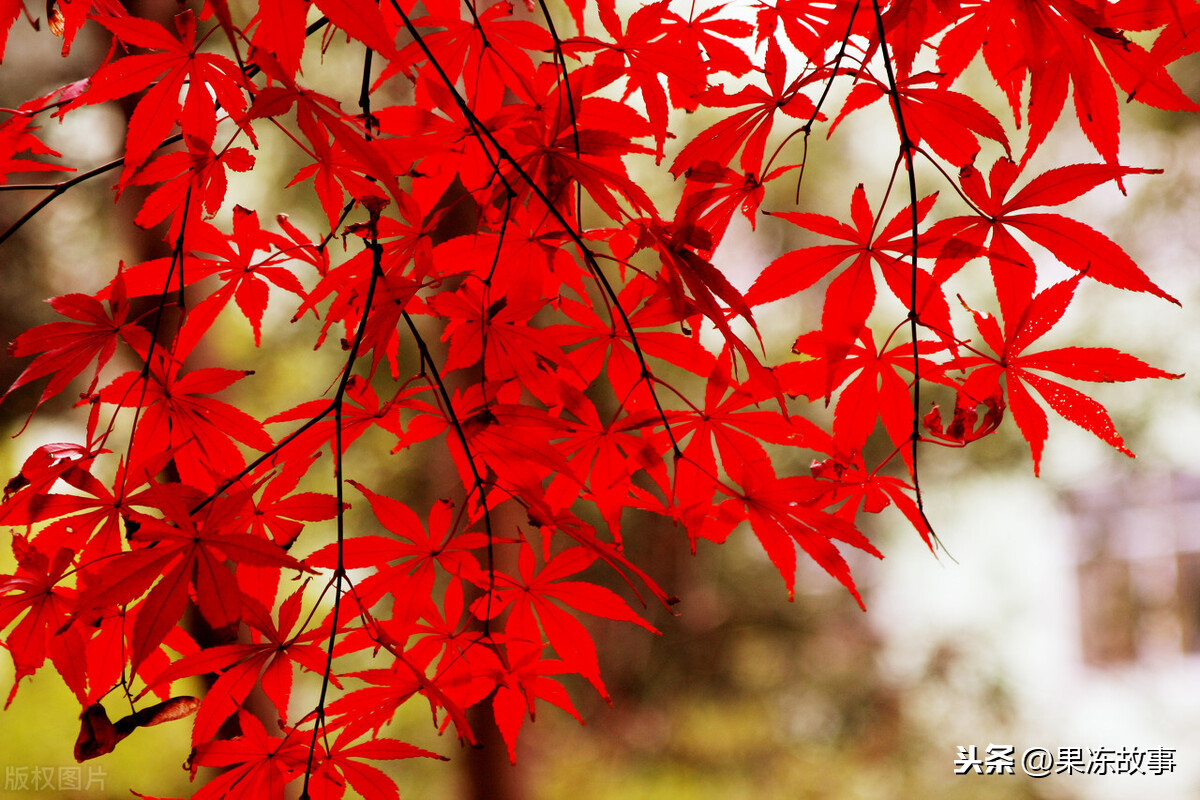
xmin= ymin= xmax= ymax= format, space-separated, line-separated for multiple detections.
xmin=669 ymin=5 xmax=754 ymax=85
xmin=429 ymin=281 xmax=586 ymax=407
xmin=0 ymin=0 xmax=28 ymax=62
xmin=880 ymin=0 xmax=962 ymax=79
xmin=248 ymin=0 xmax=309 ymax=79
xmin=925 ymin=158 xmax=1177 ymax=325
xmin=754 ymin=0 xmax=860 ymax=62
xmin=185 ymin=711 xmax=309 ymax=800
xmin=489 ymin=638 xmax=585 ymax=763
xmin=627 ymin=216 xmax=765 ymax=382
xmin=675 ymin=161 xmax=800 ymax=254
xmin=551 ymin=271 xmax=716 ymax=398
xmin=143 ymin=588 xmax=326 ymax=746
xmin=40 ymin=0 xmax=127 ymax=57
xmin=0 ymin=452 xmax=166 ymax=569
xmin=672 ymin=347 xmax=822 ymax=480
xmin=326 ymin=646 xmax=474 ymax=745
xmin=0 ymin=441 xmax=95 ymax=518
xmin=239 ymin=459 xmax=340 ymax=549
xmin=548 ymin=387 xmax=667 ymax=543
xmin=439 ymin=389 xmax=568 ymax=472
xmin=809 ymin=454 xmax=935 ymax=552
xmin=95 ymin=355 xmax=272 ymax=490
xmin=0 ymin=108 xmax=72 ymax=184
xmin=717 ymin=457 xmax=882 ymax=608
xmin=472 ymin=541 xmax=658 ymax=699
xmin=671 ymin=36 xmax=818 ymax=178
xmin=568 ymin=0 xmax=702 ymax=162
xmin=489 ymin=65 xmax=658 ymax=218
xmin=297 ymin=243 xmax=421 ymax=379
xmin=786 ymin=327 xmax=949 ymax=453
xmin=312 ymin=0 xmax=399 ymax=59
xmin=181 ymin=208 xmax=308 ymax=347
xmin=371 ymin=79 xmax=499 ymax=210
xmin=76 ymin=481 xmax=308 ymax=672
xmin=392 ymin=1 xmax=550 ymax=101
xmin=935 ymin=0 xmax=1197 ymax=165
xmin=3 ymin=269 xmax=151 ymax=427
xmin=306 ymin=483 xmax=489 ymax=613
xmin=306 ymin=730 xmax=445 ymax=800
xmin=0 ymin=536 xmax=87 ymax=707
xmin=1131 ymin=6 xmax=1200 ymax=103
xmin=287 ymin=137 xmax=392 ymax=232
xmin=265 ymin=375 xmax=411 ymax=460
xmin=748 ymin=185 xmax=947 ymax=391
xmin=955 ymin=275 xmax=1181 ymax=474
xmin=243 ymin=52 xmax=401 ymax=225
xmin=830 ymin=70 xmax=1009 ymax=167
xmin=130 ymin=137 xmax=255 ymax=235
xmin=68 ymin=10 xmax=249 ymax=185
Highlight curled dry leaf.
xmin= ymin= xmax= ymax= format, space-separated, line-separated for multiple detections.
xmin=74 ymin=697 xmax=200 ymax=762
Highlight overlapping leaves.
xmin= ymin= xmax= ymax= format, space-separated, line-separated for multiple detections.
xmin=0 ymin=0 xmax=1189 ymax=798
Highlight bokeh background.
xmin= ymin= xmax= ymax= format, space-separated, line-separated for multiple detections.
xmin=2 ymin=2 xmax=1199 ymax=799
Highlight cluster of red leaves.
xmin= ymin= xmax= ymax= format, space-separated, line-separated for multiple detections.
xmin=0 ymin=0 xmax=1191 ymax=797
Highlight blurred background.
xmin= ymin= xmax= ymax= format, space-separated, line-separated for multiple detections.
xmin=1 ymin=1 xmax=1199 ymax=799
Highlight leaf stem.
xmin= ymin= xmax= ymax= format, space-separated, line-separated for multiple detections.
xmin=869 ymin=0 xmax=939 ymax=547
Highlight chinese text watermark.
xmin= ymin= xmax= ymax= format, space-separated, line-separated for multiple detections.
xmin=955 ymin=745 xmax=1176 ymax=777
xmin=4 ymin=765 xmax=107 ymax=793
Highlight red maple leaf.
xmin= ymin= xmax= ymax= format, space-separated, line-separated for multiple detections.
xmin=95 ymin=355 xmax=272 ymax=490
xmin=809 ymin=454 xmax=935 ymax=552
xmin=185 ymin=711 xmax=309 ymax=800
xmin=144 ymin=586 xmax=327 ymax=746
xmin=955 ymin=274 xmax=1181 ymax=474
xmin=392 ymin=1 xmax=550 ymax=101
xmin=0 ymin=536 xmax=87 ymax=707
xmin=785 ymin=326 xmax=949 ymax=453
xmin=748 ymin=185 xmax=946 ymax=391
xmin=925 ymin=158 xmax=1177 ymax=325
xmin=935 ymin=0 xmax=1197 ymax=164
xmin=472 ymin=540 xmax=658 ymax=699
xmin=717 ymin=457 xmax=882 ymax=608
xmin=488 ymin=638 xmax=584 ymax=764
xmin=0 ymin=107 xmax=72 ymax=184
xmin=830 ymin=70 xmax=1009 ymax=167
xmin=130 ymin=137 xmax=255 ymax=235
xmin=68 ymin=10 xmax=249 ymax=185
xmin=3 ymin=269 xmax=150 ymax=426
xmin=671 ymin=36 xmax=818 ymax=178
xmin=306 ymin=730 xmax=445 ymax=800
xmin=307 ymin=482 xmax=489 ymax=613
xmin=76 ymin=481 xmax=307 ymax=672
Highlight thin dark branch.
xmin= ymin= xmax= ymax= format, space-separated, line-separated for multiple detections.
xmin=0 ymin=17 xmax=333 ymax=250
xmin=869 ymin=0 xmax=940 ymax=547
xmin=387 ymin=0 xmax=684 ymax=458
xmin=299 ymin=203 xmax=384 ymax=796
xmin=0 ymin=149 xmax=163 ymax=248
